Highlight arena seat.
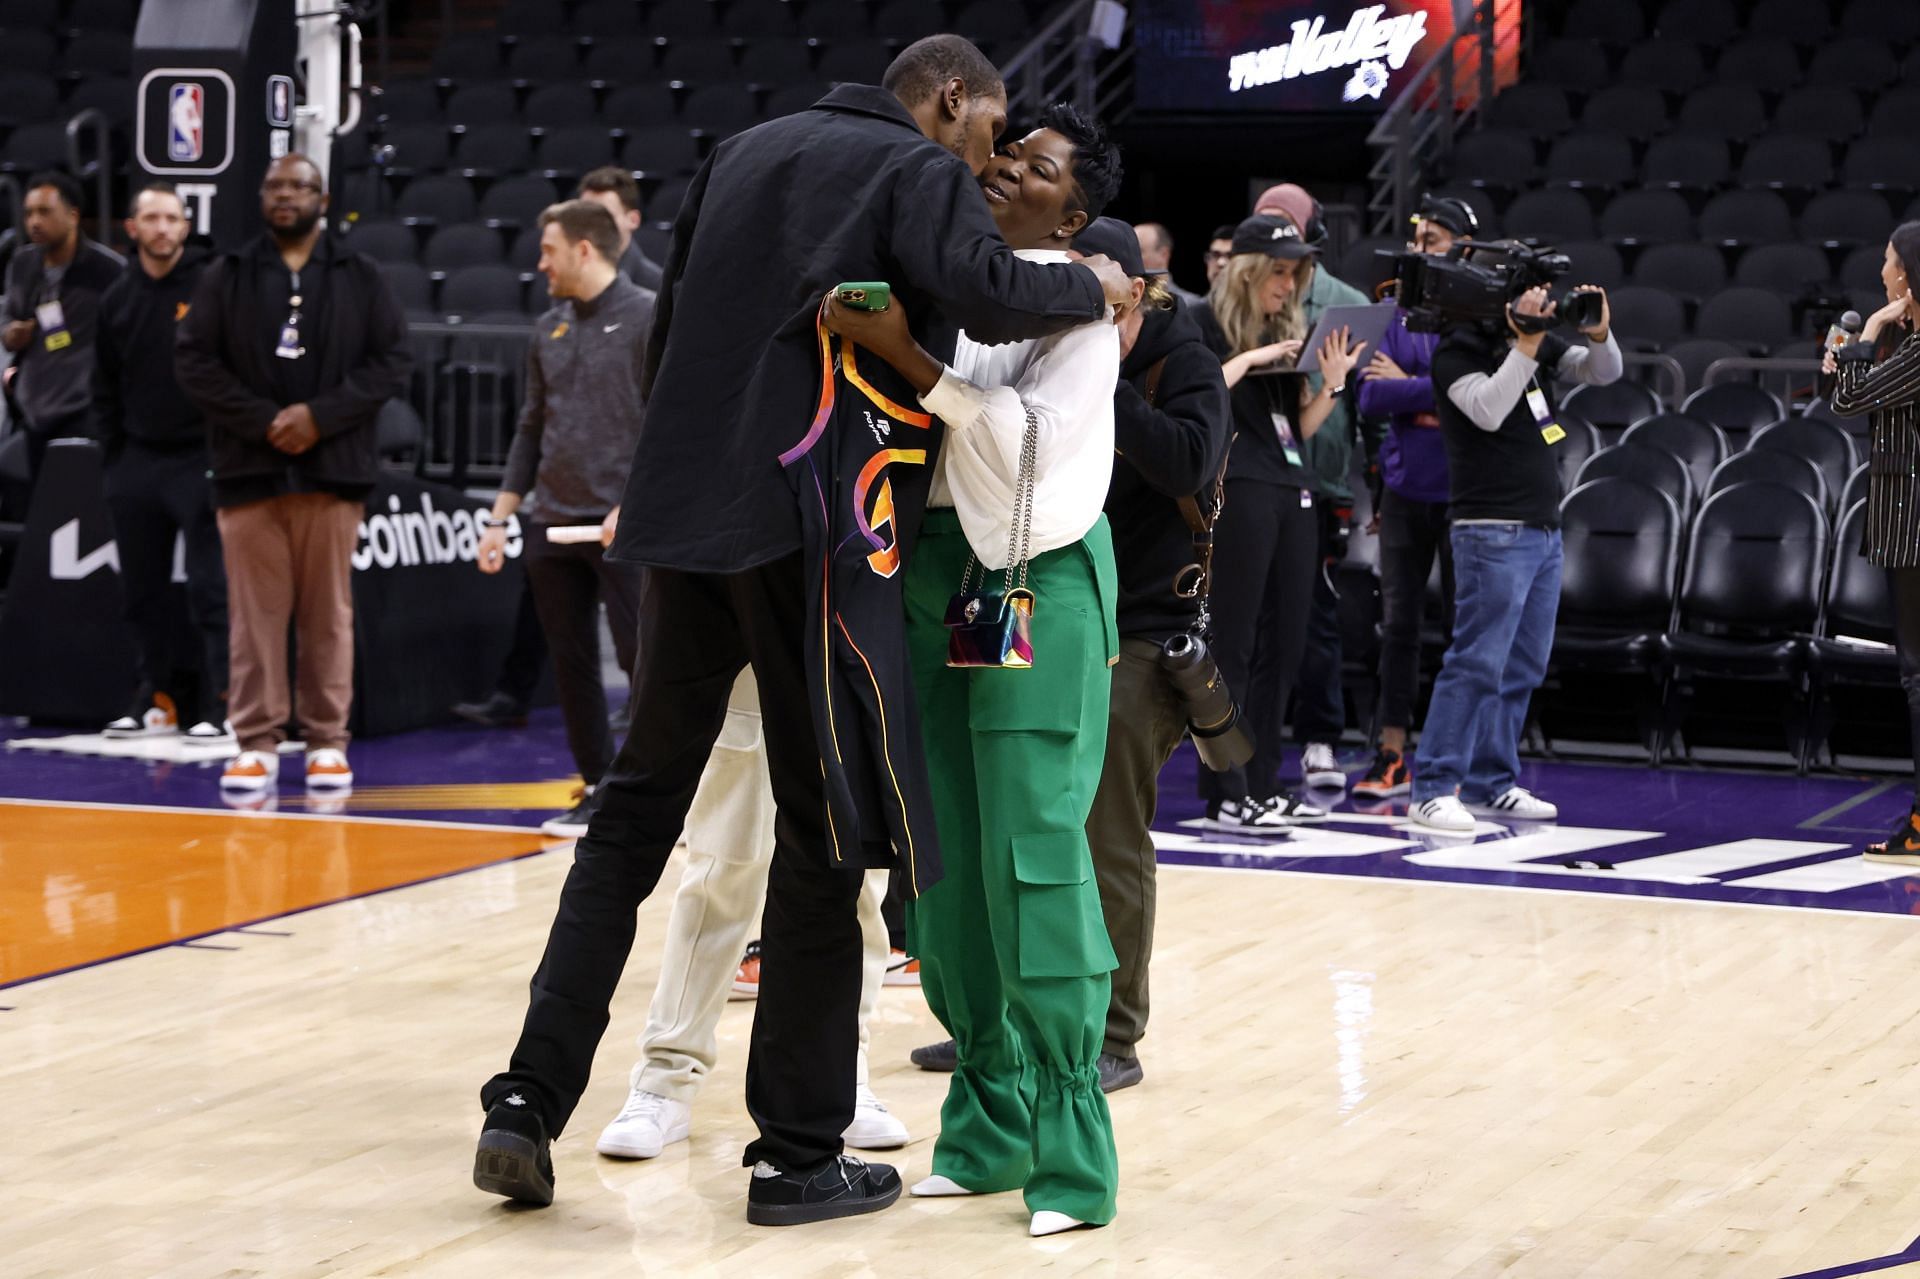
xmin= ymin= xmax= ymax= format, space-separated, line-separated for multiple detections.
xmin=1705 ymin=449 xmax=1828 ymax=516
xmin=348 ymin=219 xmax=421 ymax=264
xmin=1715 ymin=37 xmax=1804 ymax=90
xmin=574 ymin=0 xmax=642 ymax=37
xmin=1605 ymin=286 xmax=1687 ymax=350
xmin=377 ymin=260 xmax=435 ymax=316
xmin=1808 ymin=38 xmax=1897 ymax=93
xmin=1578 ymin=87 xmax=1668 ymax=143
xmin=1563 ymin=0 xmax=1644 ymax=46
xmin=1664 ymin=340 xmax=1745 ymax=396
xmin=1655 ymin=0 xmax=1738 ymax=42
xmin=478 ymin=175 xmax=558 ymax=230
xmin=1806 ymin=499 xmax=1899 ymax=765
xmin=1733 ymin=243 xmax=1835 ymax=296
xmin=1528 ymin=38 xmax=1611 ymax=94
xmin=1775 ymin=87 xmax=1865 ymax=144
xmin=0 ymin=72 xmax=60 ymax=128
xmin=740 ymin=41 xmax=814 ymax=85
xmin=0 ymin=29 xmax=57 ymax=75
xmin=446 ymin=82 xmax=519 ymax=128
xmin=1632 ymin=242 xmax=1726 ymax=302
xmin=726 ymin=0 xmax=801 ymax=36
xmin=507 ymin=36 xmax=582 ymax=85
xmin=1800 ymin=190 xmax=1894 ymax=249
xmin=583 ymin=36 xmax=659 ymax=86
xmin=1545 ymin=131 xmax=1636 ymax=191
xmin=524 ymin=84 xmax=598 ymax=130
xmin=1617 ymin=39 xmax=1707 ymax=95
xmin=1562 ymin=380 xmax=1663 ymax=432
xmin=1555 ymin=241 xmax=1624 ymax=292
xmin=1449 ymin=129 xmax=1536 ymax=196
xmin=430 ymin=33 xmax=504 ymax=84
xmin=535 ymin=125 xmax=625 ymax=180
xmin=1748 ymin=417 xmax=1858 ymax=494
xmin=1839 ymin=460 xmax=1870 ymax=514
xmin=1505 ymin=190 xmax=1596 ymax=245
xmin=1677 ymin=85 xmax=1769 ymax=142
xmin=441 ymin=264 xmax=526 ymax=316
xmin=395 ymin=174 xmax=479 ymax=228
xmin=1553 ymin=477 xmax=1683 ymax=711
xmin=1552 ymin=410 xmax=1604 ymax=489
xmin=1485 ymin=84 xmax=1572 ymax=139
xmin=423 ymin=223 xmax=506 ymax=273
xmin=1695 ymin=287 xmax=1795 ymax=352
xmin=1682 ymin=382 xmax=1788 ymax=433
xmin=1622 ymin=413 xmax=1729 ymax=497
xmin=1576 ymin=443 xmax=1695 ymax=523
xmin=649 ymin=0 xmax=724 ymax=37
xmin=1700 ymin=191 xmax=1795 ymax=248
xmin=450 ymin=124 xmax=533 ymax=178
xmin=1842 ymin=139 xmax=1920 ymax=197
xmin=1600 ymin=190 xmax=1694 ymax=249
xmin=1841 ymin=0 xmax=1920 ymax=42
xmin=1739 ymin=135 xmax=1835 ymax=195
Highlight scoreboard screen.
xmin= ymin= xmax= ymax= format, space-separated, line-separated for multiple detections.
xmin=1134 ymin=0 xmax=1519 ymax=115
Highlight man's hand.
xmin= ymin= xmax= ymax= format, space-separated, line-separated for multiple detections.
xmin=1365 ymin=351 xmax=1409 ymax=381
xmin=268 ymin=403 xmax=320 ymax=454
xmin=1 ymin=319 xmax=35 ymax=353
xmin=1506 ymin=285 xmax=1554 ymax=357
xmin=600 ymin=505 xmax=620 ymax=549
xmin=477 ymin=525 xmax=508 ymax=574
xmin=1078 ymin=254 xmax=1136 ymax=310
xmin=1570 ymin=284 xmax=1610 ymax=342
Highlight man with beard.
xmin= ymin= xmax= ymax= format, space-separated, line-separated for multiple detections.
xmin=472 ymin=33 xmax=1134 ymax=1225
xmin=95 ymin=183 xmax=229 ymax=743
xmin=175 ymin=154 xmax=410 ymax=794
xmin=2 ymin=171 xmax=124 ymax=473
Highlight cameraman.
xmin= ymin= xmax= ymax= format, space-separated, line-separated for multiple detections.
xmin=1409 ymin=280 xmax=1621 ymax=833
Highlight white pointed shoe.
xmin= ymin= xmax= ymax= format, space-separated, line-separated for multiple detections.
xmin=1030 ymin=1210 xmax=1087 ymax=1236
xmin=843 ymin=1084 xmax=908 ymax=1150
xmin=910 ymin=1174 xmax=974 ymax=1197
xmin=596 ymin=1087 xmax=691 ymax=1159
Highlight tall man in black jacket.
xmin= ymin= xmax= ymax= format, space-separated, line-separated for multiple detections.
xmin=1078 ymin=218 xmax=1231 ymax=1091
xmin=474 ymin=34 xmax=1134 ymax=1224
xmin=95 ymin=182 xmax=229 ymax=741
xmin=175 ymin=155 xmax=410 ymax=795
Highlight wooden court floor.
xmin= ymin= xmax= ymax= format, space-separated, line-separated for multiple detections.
xmin=13 ymin=810 xmax=1920 ymax=1277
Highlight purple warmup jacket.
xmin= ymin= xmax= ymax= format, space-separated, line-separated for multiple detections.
xmin=1357 ymin=307 xmax=1449 ymax=505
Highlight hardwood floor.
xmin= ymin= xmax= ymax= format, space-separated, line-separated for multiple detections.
xmin=11 ymin=823 xmax=1920 ymax=1278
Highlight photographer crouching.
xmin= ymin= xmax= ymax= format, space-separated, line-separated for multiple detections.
xmin=1401 ymin=247 xmax=1623 ymax=833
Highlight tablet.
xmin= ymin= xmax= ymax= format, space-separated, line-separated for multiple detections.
xmin=545 ymin=524 xmax=605 ymax=544
xmin=1296 ymin=301 xmax=1400 ymax=374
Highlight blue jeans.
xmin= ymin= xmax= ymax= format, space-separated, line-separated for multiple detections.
xmin=1411 ymin=523 xmax=1562 ymax=805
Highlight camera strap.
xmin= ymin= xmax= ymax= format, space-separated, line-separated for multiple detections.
xmin=1143 ymin=356 xmax=1234 ymax=624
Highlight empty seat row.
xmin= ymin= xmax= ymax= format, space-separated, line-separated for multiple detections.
xmin=425 ymin=33 xmax=917 ymax=89
xmin=0 ymin=0 xmax=136 ymax=30
xmin=487 ymin=0 xmax=1034 ymax=42
xmin=379 ymin=260 xmax=555 ymax=319
xmin=1458 ymin=129 xmax=1920 ymax=197
xmin=1554 ymin=0 xmax=1920 ymax=51
xmin=1489 ymin=82 xmax=1920 ymax=144
xmin=1498 ymin=187 xmax=1920 ymax=251
xmin=371 ymin=122 xmax=702 ymax=180
xmin=349 ymin=170 xmax=694 ymax=230
xmin=374 ymin=79 xmax=831 ymax=133
xmin=0 ymin=27 xmax=129 ymax=77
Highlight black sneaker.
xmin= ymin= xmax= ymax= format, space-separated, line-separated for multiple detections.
xmin=1865 ymin=809 xmax=1920 ymax=864
xmin=1096 ymin=1052 xmax=1144 ymax=1094
xmin=745 ymin=1153 xmax=902 ymax=1226
xmin=473 ymin=1095 xmax=554 ymax=1206
xmin=541 ymin=785 xmax=597 ymax=839
xmin=909 ymin=1038 xmax=957 ymax=1071
xmin=452 ymin=691 xmax=531 ymax=728
xmin=1352 ymin=748 xmax=1411 ymax=799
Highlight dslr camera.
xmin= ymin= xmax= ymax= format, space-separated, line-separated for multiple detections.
xmin=1388 ymin=239 xmax=1605 ymax=335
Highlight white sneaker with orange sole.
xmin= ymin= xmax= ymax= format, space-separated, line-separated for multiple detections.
xmin=104 ymin=693 xmax=180 ymax=739
xmin=221 ymin=750 xmax=280 ymax=791
xmin=883 ymin=949 xmax=920 ymax=987
xmin=729 ymin=940 xmax=761 ymax=1001
xmin=306 ymin=748 xmax=354 ymax=789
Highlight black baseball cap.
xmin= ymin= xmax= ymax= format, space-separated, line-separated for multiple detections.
xmin=1072 ymin=216 xmax=1146 ymax=278
xmin=1229 ymin=213 xmax=1320 ymax=260
xmin=1413 ymin=193 xmax=1479 ymax=238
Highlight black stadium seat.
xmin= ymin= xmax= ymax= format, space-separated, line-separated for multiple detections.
xmin=574 ymin=0 xmax=641 ymax=37
xmin=659 ymin=39 xmax=738 ymax=84
xmin=423 ymin=223 xmax=506 ymax=272
xmin=1617 ymin=39 xmax=1706 ymax=95
xmin=1564 ymin=0 xmax=1644 ymax=45
xmin=378 ymin=260 xmax=435 ymax=315
xmin=1604 ymin=286 xmax=1687 ymax=350
xmin=1800 ymin=191 xmax=1894 ymax=249
xmin=1700 ymin=191 xmax=1794 ymax=248
xmin=0 ymin=29 xmax=56 ymax=74
xmin=1545 ymin=130 xmax=1635 ymax=191
xmin=1622 ymin=412 xmax=1728 ymax=497
xmin=0 ymin=72 xmax=59 ymax=128
xmin=1751 ymin=0 xmax=1825 ymax=46
xmin=1451 ymin=129 xmax=1536 ymax=194
xmin=536 ymin=125 xmax=624 ymax=179
xmin=1739 ymin=135 xmax=1834 ymax=195
xmin=1843 ymin=139 xmax=1920 ymax=197
xmin=1552 ymin=410 xmax=1604 ymax=488
xmin=1633 ymin=242 xmax=1727 ymax=301
xmin=1748 ymin=417 xmax=1858 ymax=493
xmin=396 ymin=174 xmax=478 ymax=227
xmin=524 ymin=84 xmax=597 ymax=129
xmin=381 ymin=123 xmax=452 ymax=176
xmin=0 ymin=0 xmax=58 ymax=25
xmin=1843 ymin=244 xmax=1891 ymax=291
xmin=1556 ymin=240 xmax=1623 ymax=292
xmin=1641 ymin=136 xmax=1731 ymax=193
xmin=446 ymin=82 xmax=519 ymax=128
xmin=430 ymin=33 xmax=504 ymax=83
xmin=802 ymin=0 xmax=874 ymax=39
xmin=1656 ymin=0 xmax=1737 ymax=42
xmin=1715 ymin=37 xmax=1803 ymax=90
xmin=347 ymin=218 xmax=419 ymax=264
xmin=1505 ymin=190 xmax=1596 ymax=245
xmin=1808 ymin=38 xmax=1898 ymax=93
xmin=1576 ymin=443 xmax=1695 ymax=521
xmin=605 ymin=84 xmax=679 ymax=127
xmin=1529 ymin=39 xmax=1611 ymax=94
xmin=1775 ymin=88 xmax=1864 ymax=144
xmin=0 ymin=122 xmax=71 ymax=174
xmin=817 ymin=39 xmax=894 ymax=85
xmin=1734 ymin=243 xmax=1833 ymax=296
xmin=1866 ymin=88 xmax=1920 ymax=140
xmin=1599 ymin=190 xmax=1693 ymax=248
xmin=1562 ymin=380 xmax=1663 ymax=433
xmin=624 ymin=124 xmax=702 ymax=175
xmin=373 ymin=76 xmax=440 ymax=123
xmin=1485 ymin=84 xmax=1572 ymax=139
xmin=510 ymin=223 xmax=543 ymax=270
xmin=65 ymin=75 xmax=133 ymax=126
xmin=1677 ymin=85 xmax=1769 ymax=142
xmin=1579 ymin=87 xmax=1668 ymax=142
xmin=1839 ymin=460 xmax=1870 ymax=513
xmin=873 ymin=0 xmax=948 ymax=43
xmin=1553 ymin=477 xmax=1683 ymax=724
xmin=1682 ymin=382 xmax=1787 ymax=433
xmin=1705 ymin=449 xmax=1827 ymax=514
xmin=1696 ymin=287 xmax=1795 ymax=353
xmin=60 ymin=30 xmax=132 ymax=77
xmin=507 ymin=35 xmax=581 ymax=84
xmin=682 ymin=85 xmax=761 ymax=128
xmin=1807 ymin=499 xmax=1899 ymax=764
xmin=440 ymin=264 xmax=525 ymax=316
xmin=1659 ymin=481 xmax=1828 ymax=763
xmin=584 ymin=36 xmax=659 ymax=85
xmin=649 ymin=0 xmax=723 ymax=37
xmin=1842 ymin=0 xmax=1920 ymax=42
xmin=478 ymin=174 xmax=558 ymax=229
xmin=726 ymin=0 xmax=800 ymax=36
xmin=740 ymin=41 xmax=814 ymax=84
xmin=450 ymin=123 xmax=532 ymax=177
xmin=1665 ymin=339 xmax=1744 ymax=395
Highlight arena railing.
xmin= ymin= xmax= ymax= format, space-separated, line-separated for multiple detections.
xmin=65 ymin=110 xmax=112 ymax=243
xmin=400 ymin=318 xmax=535 ymax=489
xmin=1001 ymin=0 xmax=1133 ymax=125
xmin=1702 ymin=356 xmax=1824 ymax=412
xmin=1621 ymin=352 xmax=1687 ymax=408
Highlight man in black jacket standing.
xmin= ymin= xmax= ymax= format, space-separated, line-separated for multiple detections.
xmin=474 ymin=34 xmax=1134 ymax=1224
xmin=1079 ymin=217 xmax=1230 ymax=1092
xmin=95 ymin=182 xmax=228 ymax=742
xmin=175 ymin=154 xmax=410 ymax=795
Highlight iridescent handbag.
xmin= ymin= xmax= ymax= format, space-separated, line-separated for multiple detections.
xmin=944 ymin=407 xmax=1039 ymax=669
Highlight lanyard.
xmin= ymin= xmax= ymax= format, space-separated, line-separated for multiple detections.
xmin=275 ymin=268 xmax=305 ymax=360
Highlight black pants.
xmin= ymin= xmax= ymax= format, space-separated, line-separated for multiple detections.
xmin=496 ymin=579 xmax=549 ymax=706
xmin=482 ymin=553 xmax=866 ymax=1172
xmin=104 ymin=441 xmax=228 ymax=723
xmin=1202 ymin=479 xmax=1318 ymax=804
xmin=1892 ymin=567 xmax=1920 ymax=804
xmin=523 ymin=524 xmax=643 ymax=785
xmin=1086 ymin=637 xmax=1187 ymax=1060
xmin=1377 ymin=489 xmax=1455 ymax=734
xmin=1292 ymin=563 xmax=1344 ymax=745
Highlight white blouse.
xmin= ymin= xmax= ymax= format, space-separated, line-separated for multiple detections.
xmin=920 ymin=248 xmax=1120 ymax=571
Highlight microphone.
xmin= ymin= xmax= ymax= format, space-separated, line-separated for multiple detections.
xmin=1825 ymin=309 xmax=1863 ymax=354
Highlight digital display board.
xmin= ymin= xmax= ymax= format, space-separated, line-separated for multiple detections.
xmin=1134 ymin=1 xmax=1515 ymax=114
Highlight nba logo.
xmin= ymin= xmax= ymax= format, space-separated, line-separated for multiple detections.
xmin=168 ymin=83 xmax=204 ymax=163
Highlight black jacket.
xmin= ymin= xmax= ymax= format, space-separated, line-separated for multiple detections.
xmin=1106 ymin=300 xmax=1233 ymax=643
xmin=611 ymin=82 xmax=1105 ymax=574
xmin=94 ymin=245 xmax=211 ymax=452
xmin=175 ymin=232 xmax=411 ymax=490
xmin=1190 ymin=301 xmax=1313 ymax=489
xmin=2 ymin=235 xmax=125 ymax=433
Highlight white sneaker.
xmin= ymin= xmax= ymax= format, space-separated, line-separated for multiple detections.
xmin=305 ymin=747 xmax=354 ymax=789
xmin=1201 ymin=797 xmax=1294 ymax=836
xmin=185 ymin=720 xmax=234 ymax=743
xmin=1266 ymin=793 xmax=1328 ymax=823
xmin=883 ymin=948 xmax=920 ymax=987
xmin=1301 ymin=743 xmax=1346 ymax=789
xmin=1474 ymin=786 xmax=1558 ymax=821
xmin=1410 ymin=795 xmax=1476 ymax=833
xmin=843 ymin=1084 xmax=908 ymax=1150
xmin=220 ymin=749 xmax=280 ymax=792
xmin=103 ymin=700 xmax=179 ymax=738
xmin=596 ymin=1088 xmax=691 ymax=1159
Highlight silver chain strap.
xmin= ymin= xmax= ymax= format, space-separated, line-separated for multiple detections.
xmin=961 ymin=406 xmax=1040 ymax=594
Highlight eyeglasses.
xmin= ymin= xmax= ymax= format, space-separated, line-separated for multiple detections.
xmin=1204 ymin=250 xmax=1232 ymax=264
xmin=261 ymin=179 xmax=322 ymax=195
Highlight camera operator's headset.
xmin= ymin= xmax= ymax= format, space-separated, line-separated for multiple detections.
xmin=1412 ymin=193 xmax=1480 ymax=241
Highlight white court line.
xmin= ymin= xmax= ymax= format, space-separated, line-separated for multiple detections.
xmin=0 ymin=795 xmax=561 ymax=839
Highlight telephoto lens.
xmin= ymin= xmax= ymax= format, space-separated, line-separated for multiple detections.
xmin=1160 ymin=632 xmax=1255 ymax=772
xmin=1558 ymin=288 xmax=1604 ymax=331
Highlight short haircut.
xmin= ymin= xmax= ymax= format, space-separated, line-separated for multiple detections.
xmin=1038 ymin=102 xmax=1122 ymax=221
xmin=576 ymin=166 xmax=641 ymax=214
xmin=129 ymin=181 xmax=182 ymax=217
xmin=883 ymin=34 xmax=1004 ymax=107
xmin=26 ymin=170 xmax=82 ymax=212
xmin=1210 ymin=224 xmax=1236 ymax=242
xmin=1136 ymin=221 xmax=1171 ymax=254
xmin=538 ymin=199 xmax=621 ymax=264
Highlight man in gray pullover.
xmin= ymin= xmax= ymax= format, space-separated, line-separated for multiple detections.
xmin=477 ymin=200 xmax=654 ymax=837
